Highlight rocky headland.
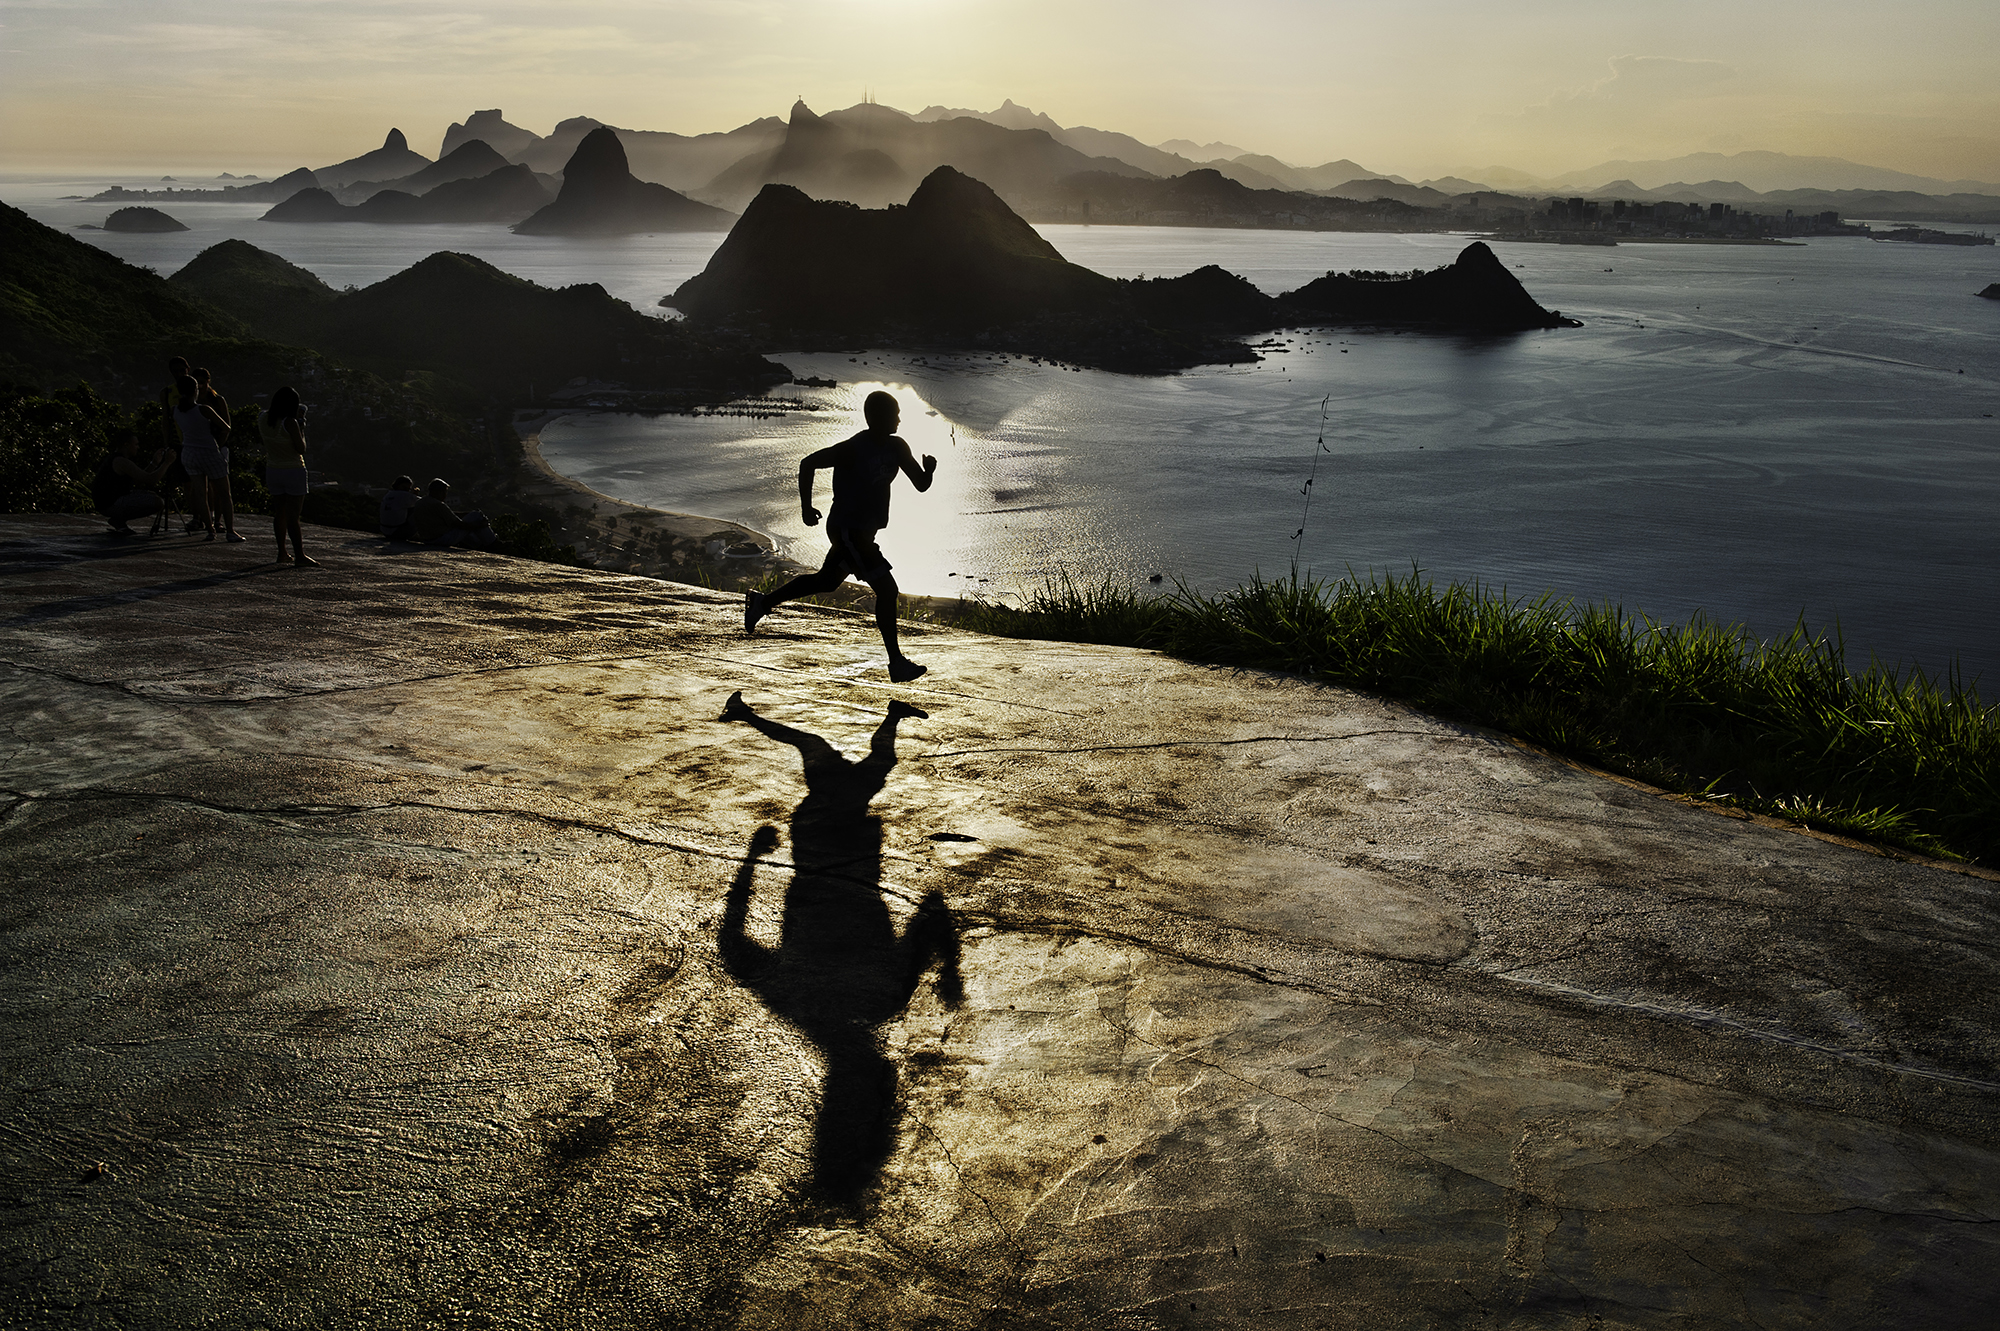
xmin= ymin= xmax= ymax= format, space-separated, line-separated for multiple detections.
xmin=668 ymin=166 xmax=1574 ymax=371
xmin=1280 ymin=244 xmax=1580 ymax=329
xmin=512 ymin=126 xmax=735 ymax=235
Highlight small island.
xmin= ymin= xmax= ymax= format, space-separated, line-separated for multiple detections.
xmin=1980 ymin=283 xmax=2000 ymax=300
xmin=102 ymin=206 xmax=188 ymax=233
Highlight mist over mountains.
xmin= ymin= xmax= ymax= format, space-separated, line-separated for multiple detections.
xmin=77 ymin=96 xmax=2000 ymax=227
xmin=456 ymin=97 xmax=2000 ymax=219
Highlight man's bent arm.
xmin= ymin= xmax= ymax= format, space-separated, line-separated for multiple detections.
xmin=898 ymin=440 xmax=937 ymax=492
xmin=797 ymin=445 xmax=839 ymax=522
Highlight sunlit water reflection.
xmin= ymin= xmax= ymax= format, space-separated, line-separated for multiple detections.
xmin=9 ymin=177 xmax=1998 ymax=681
xmin=544 ymin=230 xmax=2000 ymax=683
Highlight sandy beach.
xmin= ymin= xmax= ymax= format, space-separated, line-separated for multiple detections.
xmin=509 ymin=407 xmax=790 ymax=584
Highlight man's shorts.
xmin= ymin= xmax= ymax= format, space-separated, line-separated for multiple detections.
xmin=180 ymin=445 xmax=227 ymax=479
xmin=827 ymin=527 xmax=892 ymax=578
xmin=266 ymin=466 xmax=309 ymax=497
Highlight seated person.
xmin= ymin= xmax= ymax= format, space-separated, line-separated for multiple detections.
xmin=409 ymin=479 xmax=497 ymax=550
xmin=94 ymin=428 xmax=175 ymax=536
xmin=379 ymin=475 xmax=420 ymax=540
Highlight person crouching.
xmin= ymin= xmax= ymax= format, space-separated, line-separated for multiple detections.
xmin=410 ymin=479 xmax=498 ymax=550
xmin=94 ymin=428 xmax=174 ymax=537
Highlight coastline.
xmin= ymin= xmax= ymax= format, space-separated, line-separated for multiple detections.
xmin=509 ymin=409 xmax=972 ymax=621
xmin=511 ymin=408 xmax=790 ymax=584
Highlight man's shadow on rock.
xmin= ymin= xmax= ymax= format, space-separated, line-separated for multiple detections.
xmin=718 ymin=690 xmax=963 ymax=1206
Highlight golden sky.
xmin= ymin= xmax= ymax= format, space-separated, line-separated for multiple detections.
xmin=3 ymin=0 xmax=1996 ymax=184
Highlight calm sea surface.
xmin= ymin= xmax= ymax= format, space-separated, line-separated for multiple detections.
xmin=11 ymin=175 xmax=2000 ymax=682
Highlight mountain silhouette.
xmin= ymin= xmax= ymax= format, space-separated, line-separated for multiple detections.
xmin=670 ymin=170 xmax=1572 ymax=367
xmin=260 ymin=188 xmax=350 ymax=223
xmin=670 ymin=165 xmax=1113 ymax=326
xmin=340 ymin=139 xmax=515 ymax=202
xmin=441 ymin=109 xmax=542 ymax=160
xmin=168 ymin=238 xmax=335 ymax=344
xmin=313 ymin=129 xmax=431 ymax=191
xmin=511 ymin=116 xmax=605 ymax=173
xmin=168 ymin=241 xmax=783 ymax=399
xmin=695 ymin=100 xmax=1151 ymax=212
xmin=102 ymin=207 xmax=187 ymax=233
xmin=512 ymin=127 xmax=735 ymax=235
xmin=1280 ymin=241 xmax=1571 ymax=329
xmin=410 ymin=165 xmax=553 ymax=223
xmin=258 ymin=166 xmax=556 ymax=227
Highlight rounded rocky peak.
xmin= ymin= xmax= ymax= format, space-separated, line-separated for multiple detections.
xmin=563 ymin=126 xmax=630 ymax=179
xmin=1453 ymin=240 xmax=1504 ymax=271
xmin=384 ymin=128 xmax=408 ymax=151
xmin=467 ymin=110 xmax=505 ymax=126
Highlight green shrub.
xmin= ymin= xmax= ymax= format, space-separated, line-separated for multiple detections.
xmin=301 ymin=486 xmax=380 ymax=532
xmin=492 ymin=514 xmax=583 ymax=566
xmin=0 ymin=382 xmax=126 ymax=512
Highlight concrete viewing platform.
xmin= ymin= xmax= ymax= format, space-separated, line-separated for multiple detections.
xmin=2 ymin=513 xmax=1995 ymax=1328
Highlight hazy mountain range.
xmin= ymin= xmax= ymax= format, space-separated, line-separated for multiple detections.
xmin=80 ymin=98 xmax=2000 ymax=226
xmin=443 ymin=98 xmax=1996 ymax=216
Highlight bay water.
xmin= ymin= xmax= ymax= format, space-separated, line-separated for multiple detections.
xmin=11 ymin=175 xmax=1999 ymax=682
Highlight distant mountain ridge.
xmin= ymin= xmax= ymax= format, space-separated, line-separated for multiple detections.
xmin=512 ymin=127 xmax=734 ymax=235
xmin=313 ymin=129 xmax=431 ymax=191
xmin=397 ymin=100 xmax=1996 ymax=220
xmin=1463 ymin=151 xmax=1999 ymax=199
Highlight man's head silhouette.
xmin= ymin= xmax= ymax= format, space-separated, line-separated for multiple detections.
xmin=863 ymin=391 xmax=899 ymax=434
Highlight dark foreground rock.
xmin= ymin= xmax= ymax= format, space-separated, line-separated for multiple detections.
xmin=167 ymin=240 xmax=786 ymax=401
xmin=1 ymin=512 xmax=1995 ymax=1329
xmin=101 ymin=206 xmax=186 ymax=233
xmin=513 ymin=125 xmax=735 ymax=235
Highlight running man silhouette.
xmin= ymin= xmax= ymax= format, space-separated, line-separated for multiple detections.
xmin=744 ymin=391 xmax=936 ymax=683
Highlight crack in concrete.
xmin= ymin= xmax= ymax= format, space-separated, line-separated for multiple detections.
xmin=1491 ymin=972 xmax=2000 ymax=1091
xmin=921 ymin=727 xmax=1460 ymax=760
xmin=0 ymin=651 xmax=681 ymax=707
xmin=1093 ymin=1009 xmax=1514 ymax=1195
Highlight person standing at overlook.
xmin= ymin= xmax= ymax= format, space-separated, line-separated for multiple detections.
xmin=743 ymin=391 xmax=937 ymax=684
xmin=261 ymin=386 xmax=316 ymax=565
xmin=193 ymin=367 xmax=245 ymax=543
xmin=169 ymin=374 xmax=232 ymax=541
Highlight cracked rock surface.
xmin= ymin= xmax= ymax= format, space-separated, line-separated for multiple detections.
xmin=2 ymin=513 xmax=1996 ymax=1329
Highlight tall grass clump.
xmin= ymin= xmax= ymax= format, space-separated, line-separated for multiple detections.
xmin=957 ymin=569 xmax=1998 ymax=864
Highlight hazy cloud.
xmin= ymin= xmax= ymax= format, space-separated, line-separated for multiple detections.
xmin=1507 ymin=55 xmax=1738 ymax=125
